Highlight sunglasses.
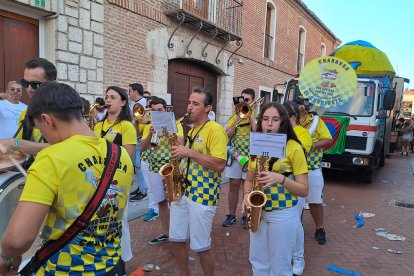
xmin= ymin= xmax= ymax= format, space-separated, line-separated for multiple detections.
xmin=20 ymin=79 xmax=43 ymax=90
xmin=10 ymin=87 xmax=22 ymax=93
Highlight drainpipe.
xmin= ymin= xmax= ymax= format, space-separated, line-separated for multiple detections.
xmin=45 ymin=0 xmax=61 ymax=20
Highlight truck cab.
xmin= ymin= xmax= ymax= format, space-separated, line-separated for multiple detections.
xmin=285 ymin=77 xmax=396 ymax=182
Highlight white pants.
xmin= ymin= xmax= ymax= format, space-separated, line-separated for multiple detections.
xmin=294 ymin=197 xmax=305 ymax=259
xmin=121 ymin=204 xmax=133 ymax=261
xmin=225 ymin=157 xmax=247 ymax=180
xmin=305 ymin=168 xmax=324 ymax=204
xmin=169 ymin=196 xmax=217 ymax=252
xmin=148 ymin=171 xmax=165 ymax=203
xmin=249 ymin=205 xmax=300 ymax=276
xmin=141 ymin=160 xmax=158 ymax=212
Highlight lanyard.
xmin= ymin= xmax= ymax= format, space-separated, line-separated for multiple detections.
xmin=184 ymin=120 xmax=210 ymax=179
xmin=100 ymin=119 xmax=121 ymax=138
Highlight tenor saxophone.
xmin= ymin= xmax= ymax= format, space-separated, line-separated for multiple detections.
xmin=158 ymin=113 xmax=189 ymax=202
xmin=247 ymin=155 xmax=270 ymax=232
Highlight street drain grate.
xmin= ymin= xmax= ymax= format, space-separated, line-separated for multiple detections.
xmin=390 ymin=200 xmax=414 ymax=209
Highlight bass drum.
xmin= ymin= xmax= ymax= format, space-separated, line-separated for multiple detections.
xmin=0 ymin=171 xmax=41 ymax=270
xmin=0 ymin=171 xmax=25 ymax=239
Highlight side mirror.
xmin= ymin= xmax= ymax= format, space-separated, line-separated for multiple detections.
xmin=383 ymin=89 xmax=396 ymax=110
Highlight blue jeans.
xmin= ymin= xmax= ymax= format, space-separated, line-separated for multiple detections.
xmin=134 ymin=138 xmax=147 ymax=193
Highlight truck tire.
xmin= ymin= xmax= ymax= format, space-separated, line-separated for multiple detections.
xmin=373 ymin=140 xmax=383 ymax=169
xmin=379 ymin=146 xmax=385 ymax=167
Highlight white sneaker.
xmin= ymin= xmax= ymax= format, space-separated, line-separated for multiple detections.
xmin=293 ymin=257 xmax=305 ymax=275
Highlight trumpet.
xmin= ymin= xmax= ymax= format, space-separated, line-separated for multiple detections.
xmin=234 ymin=97 xmax=264 ymax=119
xmin=133 ymin=103 xmax=151 ymax=120
xmin=150 ymin=131 xmax=160 ymax=151
xmin=225 ymin=97 xmax=264 ymax=135
xmin=87 ymin=103 xmax=107 ymax=129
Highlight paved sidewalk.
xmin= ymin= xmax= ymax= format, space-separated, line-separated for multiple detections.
xmin=126 ymin=153 xmax=414 ymax=275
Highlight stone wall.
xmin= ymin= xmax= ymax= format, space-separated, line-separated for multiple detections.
xmin=8 ymin=0 xmax=105 ymax=101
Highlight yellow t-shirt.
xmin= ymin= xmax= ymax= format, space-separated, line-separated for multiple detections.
xmin=140 ymin=124 xmax=152 ymax=163
xmin=94 ymin=119 xmax=137 ymax=147
xmin=248 ymin=139 xmax=308 ymax=212
xmin=227 ymin=113 xmax=254 ymax=157
xmin=301 ymin=115 xmax=332 ymax=170
xmin=20 ymin=135 xmax=134 ymax=274
xmin=142 ymin=123 xmax=184 ymax=172
xmin=16 ymin=108 xmax=42 ymax=142
xmin=294 ymin=125 xmax=312 ymax=153
xmin=136 ymin=114 xmax=151 ymax=138
xmin=183 ymin=121 xmax=228 ymax=206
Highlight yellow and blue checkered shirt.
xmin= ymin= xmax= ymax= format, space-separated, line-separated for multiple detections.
xmin=16 ymin=108 xmax=42 ymax=142
xmin=183 ymin=121 xmax=227 ymax=206
xmin=20 ymin=136 xmax=134 ymax=275
xmin=301 ymin=115 xmax=332 ymax=171
xmin=142 ymin=122 xmax=184 ymax=172
xmin=140 ymin=124 xmax=151 ymax=163
xmin=227 ymin=114 xmax=254 ymax=157
xmin=248 ymin=140 xmax=308 ymax=212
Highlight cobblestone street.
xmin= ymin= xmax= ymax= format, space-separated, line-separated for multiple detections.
xmin=127 ymin=153 xmax=414 ymax=275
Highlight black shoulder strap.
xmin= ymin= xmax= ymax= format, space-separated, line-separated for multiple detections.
xmin=20 ymin=141 xmax=121 ymax=275
xmin=13 ymin=120 xmax=24 ymax=138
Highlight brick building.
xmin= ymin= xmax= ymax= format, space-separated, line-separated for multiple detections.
xmin=0 ymin=0 xmax=339 ymax=122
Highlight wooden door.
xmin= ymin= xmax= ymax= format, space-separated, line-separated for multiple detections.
xmin=0 ymin=10 xmax=39 ymax=104
xmin=168 ymin=59 xmax=218 ymax=134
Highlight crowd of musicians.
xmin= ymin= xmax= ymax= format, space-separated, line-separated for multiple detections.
xmin=0 ymin=58 xmax=332 ymax=276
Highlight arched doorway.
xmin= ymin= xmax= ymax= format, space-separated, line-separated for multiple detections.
xmin=168 ymin=59 xmax=218 ymax=122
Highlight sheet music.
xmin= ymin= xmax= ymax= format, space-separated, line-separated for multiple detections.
xmin=151 ymin=111 xmax=178 ymax=133
xmin=249 ymin=132 xmax=287 ymax=158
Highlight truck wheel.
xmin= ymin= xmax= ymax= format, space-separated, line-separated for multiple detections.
xmin=379 ymin=146 xmax=385 ymax=167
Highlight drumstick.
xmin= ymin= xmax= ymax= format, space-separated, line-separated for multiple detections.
xmin=9 ymin=155 xmax=28 ymax=178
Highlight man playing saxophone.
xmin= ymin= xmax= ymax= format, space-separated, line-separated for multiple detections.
xmin=242 ymin=103 xmax=308 ymax=276
xmin=170 ymin=87 xmax=227 ymax=276
xmin=140 ymin=97 xmax=184 ymax=245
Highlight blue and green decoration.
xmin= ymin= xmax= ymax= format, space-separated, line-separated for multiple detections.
xmin=321 ymin=115 xmax=350 ymax=154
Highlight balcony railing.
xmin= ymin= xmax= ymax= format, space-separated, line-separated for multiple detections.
xmin=166 ymin=0 xmax=243 ymax=38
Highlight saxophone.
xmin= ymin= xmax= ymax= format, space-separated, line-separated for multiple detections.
xmin=247 ymin=155 xmax=270 ymax=232
xmin=158 ymin=113 xmax=189 ymax=202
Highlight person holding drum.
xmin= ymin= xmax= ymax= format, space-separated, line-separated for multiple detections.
xmin=0 ymin=58 xmax=57 ymax=167
xmin=0 ymin=82 xmax=133 ymax=275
